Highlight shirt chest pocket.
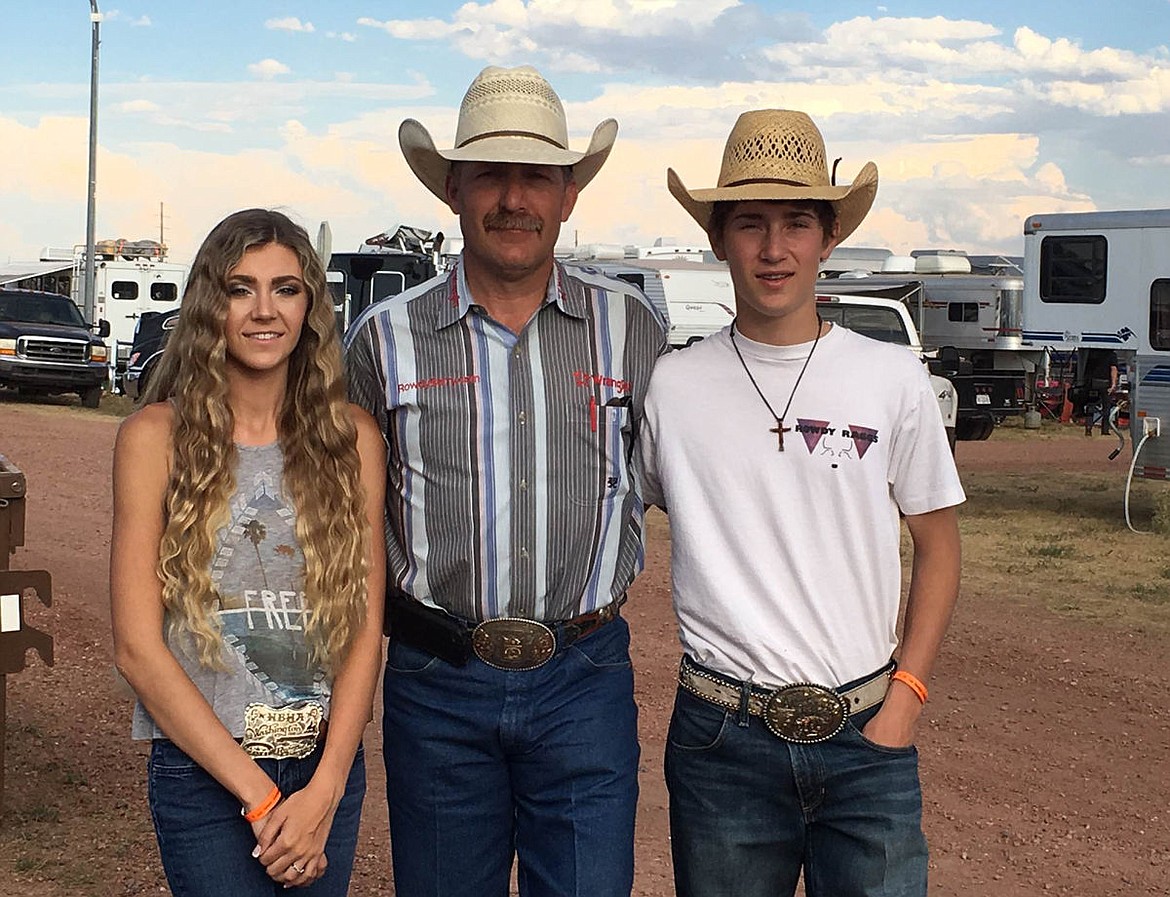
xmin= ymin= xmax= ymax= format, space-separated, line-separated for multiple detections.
xmin=561 ymin=401 xmax=634 ymax=507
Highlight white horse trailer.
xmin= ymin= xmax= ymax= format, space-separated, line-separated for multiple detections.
xmin=1021 ymin=209 xmax=1170 ymax=479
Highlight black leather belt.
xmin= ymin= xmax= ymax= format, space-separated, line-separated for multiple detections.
xmin=387 ymin=593 xmax=625 ymax=671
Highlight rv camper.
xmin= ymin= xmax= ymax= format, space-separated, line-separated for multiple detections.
xmin=1021 ymin=209 xmax=1170 ymax=479
xmin=564 ymin=256 xmax=734 ymax=348
xmin=819 ymin=250 xmax=1042 ymax=440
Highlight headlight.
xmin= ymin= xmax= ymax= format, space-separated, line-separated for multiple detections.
xmin=90 ymin=344 xmax=109 ymax=362
xmin=0 ymin=338 xmax=15 ymax=357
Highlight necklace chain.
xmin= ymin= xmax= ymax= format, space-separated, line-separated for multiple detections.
xmin=729 ymin=315 xmax=824 ymax=452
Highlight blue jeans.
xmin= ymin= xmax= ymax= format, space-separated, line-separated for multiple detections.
xmin=382 ymin=616 xmax=640 ymax=897
xmin=148 ymin=739 xmax=366 ymax=897
xmin=665 ymin=681 xmax=927 ymax=897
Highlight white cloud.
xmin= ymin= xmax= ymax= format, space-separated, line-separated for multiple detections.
xmin=326 ymin=31 xmax=358 ymax=42
xmin=115 ymin=99 xmax=160 ymax=114
xmin=131 ymin=15 xmax=151 ymax=27
xmin=247 ymin=59 xmax=291 ymax=80
xmin=266 ymin=17 xmax=315 ymax=33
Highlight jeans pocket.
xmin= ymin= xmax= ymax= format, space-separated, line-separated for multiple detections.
xmin=569 ymin=618 xmax=632 ymax=670
xmin=386 ymin=637 xmax=441 ymax=674
xmin=148 ymin=739 xmax=201 ymax=778
xmin=667 ymin=689 xmax=731 ymax=752
xmin=845 ymin=705 xmax=919 ymax=756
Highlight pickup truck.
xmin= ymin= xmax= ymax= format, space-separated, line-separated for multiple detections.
xmin=816 ymin=293 xmax=958 ymax=449
xmin=0 ymin=288 xmax=111 ymax=408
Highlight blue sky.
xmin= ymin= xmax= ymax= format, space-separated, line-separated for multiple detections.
xmin=5 ymin=1 xmax=1170 ymax=263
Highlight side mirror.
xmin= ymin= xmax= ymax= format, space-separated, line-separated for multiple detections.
xmin=96 ymin=319 xmax=111 ymax=339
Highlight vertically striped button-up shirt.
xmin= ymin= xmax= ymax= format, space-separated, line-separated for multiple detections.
xmin=345 ymin=258 xmax=666 ymax=622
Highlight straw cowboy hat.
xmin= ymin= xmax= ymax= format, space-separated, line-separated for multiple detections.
xmin=399 ymin=65 xmax=618 ymax=203
xmin=668 ymin=109 xmax=878 ymax=242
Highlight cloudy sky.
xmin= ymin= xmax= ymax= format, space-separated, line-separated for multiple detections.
xmin=5 ymin=1 xmax=1170 ymax=265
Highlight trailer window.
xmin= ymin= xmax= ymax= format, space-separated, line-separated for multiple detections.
xmin=111 ymin=280 xmax=139 ymax=301
xmin=1039 ymin=235 xmax=1106 ymax=303
xmin=151 ymin=282 xmax=178 ymax=303
xmin=1151 ymin=279 xmax=1170 ymax=351
xmin=948 ymin=302 xmax=979 ymax=322
xmin=615 ymin=273 xmax=646 ymax=291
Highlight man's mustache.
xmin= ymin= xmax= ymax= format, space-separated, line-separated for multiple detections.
xmin=483 ymin=211 xmax=543 ymax=232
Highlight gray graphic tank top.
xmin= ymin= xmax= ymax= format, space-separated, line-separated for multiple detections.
xmin=132 ymin=441 xmax=330 ymax=739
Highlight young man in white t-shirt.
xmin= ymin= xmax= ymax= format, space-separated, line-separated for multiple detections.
xmin=640 ymin=109 xmax=965 ymax=897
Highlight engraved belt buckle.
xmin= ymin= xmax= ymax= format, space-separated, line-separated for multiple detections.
xmin=763 ymin=683 xmax=850 ymax=744
xmin=241 ymin=701 xmax=324 ymax=760
xmin=472 ymin=618 xmax=556 ymax=671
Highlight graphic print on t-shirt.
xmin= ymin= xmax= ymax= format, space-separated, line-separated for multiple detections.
xmin=796 ymin=418 xmax=880 ymax=460
xmin=209 ymin=467 xmax=325 ymax=703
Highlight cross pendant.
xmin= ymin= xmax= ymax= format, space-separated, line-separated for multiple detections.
xmin=770 ymin=418 xmax=791 ymax=452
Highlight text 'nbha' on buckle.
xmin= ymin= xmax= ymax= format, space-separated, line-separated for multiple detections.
xmin=241 ymin=701 xmax=325 ymax=760
xmin=472 ymin=618 xmax=555 ymax=671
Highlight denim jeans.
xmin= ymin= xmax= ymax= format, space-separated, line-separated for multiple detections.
xmin=382 ymin=616 xmax=640 ymax=897
xmin=147 ymin=739 xmax=366 ymax=897
xmin=665 ymin=680 xmax=927 ymax=897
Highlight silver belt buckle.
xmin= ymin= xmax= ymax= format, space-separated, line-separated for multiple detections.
xmin=472 ymin=618 xmax=555 ymax=670
xmin=763 ymin=683 xmax=850 ymax=743
xmin=241 ymin=701 xmax=324 ymax=760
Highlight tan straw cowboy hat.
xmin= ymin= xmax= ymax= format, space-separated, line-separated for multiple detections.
xmin=399 ymin=65 xmax=618 ymax=203
xmin=668 ymin=109 xmax=878 ymax=242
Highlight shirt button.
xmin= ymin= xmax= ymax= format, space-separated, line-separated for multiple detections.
xmin=519 ymin=547 xmax=530 ymax=559
xmin=513 ymin=347 xmax=522 ymax=359
xmin=518 ymin=411 xmax=527 ymax=424
xmin=519 ymin=478 xmax=528 ymax=490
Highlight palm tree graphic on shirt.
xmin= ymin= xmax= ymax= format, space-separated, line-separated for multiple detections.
xmin=241 ymin=518 xmax=269 ymax=590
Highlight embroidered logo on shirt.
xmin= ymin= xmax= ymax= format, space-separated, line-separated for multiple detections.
xmin=398 ymin=374 xmax=480 ymax=393
xmin=572 ymin=370 xmax=632 ymax=394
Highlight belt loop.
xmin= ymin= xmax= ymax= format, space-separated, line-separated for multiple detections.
xmin=736 ymin=675 xmax=753 ymax=728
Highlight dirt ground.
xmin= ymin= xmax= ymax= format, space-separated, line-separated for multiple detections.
xmin=1 ymin=395 xmax=1168 ymax=896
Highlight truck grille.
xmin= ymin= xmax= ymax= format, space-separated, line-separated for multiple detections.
xmin=17 ymin=336 xmax=88 ymax=363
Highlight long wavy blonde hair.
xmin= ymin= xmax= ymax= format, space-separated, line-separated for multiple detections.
xmin=145 ymin=209 xmax=368 ymax=673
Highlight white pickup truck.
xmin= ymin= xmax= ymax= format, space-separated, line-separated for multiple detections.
xmin=816 ymin=292 xmax=958 ymax=450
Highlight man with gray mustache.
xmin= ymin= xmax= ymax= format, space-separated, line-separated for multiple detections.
xmin=344 ymin=65 xmax=666 ymax=897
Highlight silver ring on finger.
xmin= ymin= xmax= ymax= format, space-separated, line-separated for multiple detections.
xmin=291 ymin=863 xmax=305 ymax=874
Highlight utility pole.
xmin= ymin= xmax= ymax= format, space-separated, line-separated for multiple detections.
xmin=83 ymin=1 xmax=101 ymax=325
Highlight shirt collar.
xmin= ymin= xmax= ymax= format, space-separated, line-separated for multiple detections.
xmin=433 ymin=255 xmax=587 ymax=330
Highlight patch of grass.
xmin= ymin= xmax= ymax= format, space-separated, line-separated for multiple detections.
xmin=1131 ymin=584 xmax=1169 ymax=604
xmin=14 ymin=855 xmax=48 ymax=873
xmin=1028 ymin=542 xmax=1075 ymax=559
xmin=21 ymin=804 xmax=61 ymax=823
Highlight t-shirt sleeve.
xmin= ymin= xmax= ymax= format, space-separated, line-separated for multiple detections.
xmin=888 ymin=363 xmax=966 ymax=517
xmin=637 ymin=377 xmax=666 ymax=509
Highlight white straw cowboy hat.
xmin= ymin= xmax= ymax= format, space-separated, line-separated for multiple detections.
xmin=399 ymin=65 xmax=618 ymax=203
xmin=668 ymin=109 xmax=878 ymax=242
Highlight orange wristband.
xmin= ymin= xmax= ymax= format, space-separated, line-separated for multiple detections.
xmin=891 ymin=670 xmax=928 ymax=705
xmin=242 ymin=785 xmax=282 ymax=823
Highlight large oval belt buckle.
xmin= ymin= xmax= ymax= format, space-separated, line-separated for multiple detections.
xmin=241 ymin=701 xmax=324 ymax=760
xmin=763 ymin=684 xmax=850 ymax=743
xmin=472 ymin=618 xmax=556 ymax=671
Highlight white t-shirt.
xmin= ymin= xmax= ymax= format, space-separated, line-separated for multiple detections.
xmin=640 ymin=323 xmax=965 ymax=689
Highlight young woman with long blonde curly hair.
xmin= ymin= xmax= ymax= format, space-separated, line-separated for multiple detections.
xmin=111 ymin=208 xmax=385 ymax=896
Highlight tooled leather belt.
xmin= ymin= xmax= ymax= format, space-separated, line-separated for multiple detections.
xmin=678 ymin=655 xmax=894 ymax=743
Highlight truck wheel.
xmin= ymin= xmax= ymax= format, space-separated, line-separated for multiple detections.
xmin=81 ymin=386 xmax=103 ymax=409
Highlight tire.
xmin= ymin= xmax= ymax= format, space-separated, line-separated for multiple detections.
xmin=954 ymin=413 xmax=994 ymax=442
xmin=81 ymin=386 xmax=102 ymax=409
